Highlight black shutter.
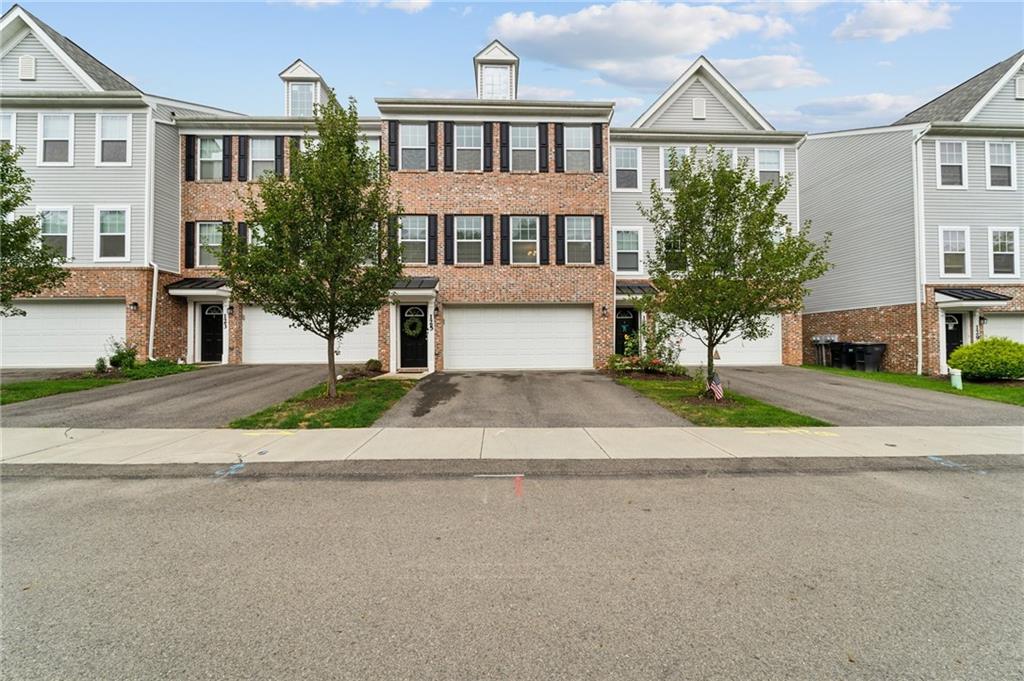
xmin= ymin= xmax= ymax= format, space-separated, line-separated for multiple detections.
xmin=274 ymin=136 xmax=285 ymax=177
xmin=499 ymin=123 xmax=510 ymax=172
xmin=539 ymin=215 xmax=549 ymax=265
xmin=222 ymin=136 xmax=232 ymax=181
xmin=554 ymin=124 xmax=564 ymax=173
xmin=238 ymin=222 xmax=248 ymax=244
xmin=387 ymin=121 xmax=399 ymax=170
xmin=184 ymin=135 xmax=196 ymax=181
xmin=443 ymin=215 xmax=454 ymax=265
xmin=427 ymin=214 xmax=438 ymax=265
xmin=483 ymin=215 xmax=494 ymax=265
xmin=443 ymin=122 xmax=454 ymax=171
xmin=237 ymin=136 xmax=248 ymax=182
xmin=483 ymin=122 xmax=493 ymax=172
xmin=555 ymin=215 xmax=565 ymax=265
xmin=428 ymin=121 xmax=438 ymax=171
xmin=184 ymin=222 xmax=195 ymax=268
xmin=594 ymin=215 xmax=605 ymax=265
xmin=500 ymin=215 xmax=510 ymax=265
xmin=592 ymin=123 xmax=603 ymax=173
xmin=538 ymin=123 xmax=548 ymax=172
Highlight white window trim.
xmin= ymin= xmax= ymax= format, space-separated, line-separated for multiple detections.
xmin=613 ymin=226 xmax=643 ymax=276
xmin=984 ymin=140 xmax=1016 ymax=191
xmin=612 ymin=146 xmax=641 ymax=192
xmin=935 ymin=139 xmax=968 ymax=190
xmin=754 ymin=147 xmax=784 ymax=184
xmin=564 ymin=216 xmax=595 ymax=265
xmin=398 ymin=123 xmax=428 ymax=171
xmin=510 ymin=215 xmax=540 ymax=265
xmin=720 ymin=147 xmax=739 ymax=169
xmin=36 ymin=112 xmax=74 ymax=167
xmin=563 ymin=126 xmax=592 ymax=173
xmin=988 ymin=226 xmax=1019 ymax=278
xmin=197 ymin=136 xmax=223 ymax=181
xmin=509 ymin=124 xmax=539 ymax=173
xmin=454 ymin=215 xmax=484 ymax=265
xmin=93 ymin=205 xmax=131 ymax=263
xmin=288 ymin=81 xmax=317 ymax=117
xmin=36 ymin=206 xmax=73 ymax=259
xmin=660 ymin=146 xmax=690 ymax=192
xmin=195 ymin=221 xmax=224 ymax=269
xmin=938 ymin=226 xmax=971 ymax=278
xmin=94 ymin=113 xmax=132 ymax=167
xmin=1 ymin=112 xmax=15 ymax=147
xmin=480 ymin=64 xmax=512 ymax=100
xmin=249 ymin=137 xmax=276 ymax=180
xmin=398 ymin=215 xmax=428 ymax=264
xmin=454 ymin=123 xmax=483 ymax=172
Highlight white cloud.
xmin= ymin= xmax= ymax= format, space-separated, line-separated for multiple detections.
xmin=583 ymin=76 xmax=609 ymax=87
xmin=717 ymin=55 xmax=827 ymax=90
xmin=832 ymin=1 xmax=954 ymax=43
xmin=738 ymin=1 xmax=826 ymax=15
xmin=761 ymin=15 xmax=795 ymax=39
xmin=877 ymin=60 xmax=893 ymax=68
xmin=769 ymin=92 xmax=924 ymax=130
xmin=291 ymin=0 xmax=431 ymax=11
xmin=612 ymin=96 xmax=645 ymax=109
xmin=408 ymin=87 xmax=474 ymax=99
xmin=519 ymin=85 xmax=576 ymax=99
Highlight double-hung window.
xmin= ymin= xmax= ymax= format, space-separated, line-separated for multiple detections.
xmin=455 ymin=216 xmax=484 ymax=264
xmin=95 ymin=207 xmax=128 ymax=261
xmin=665 ymin=234 xmax=686 ymax=272
xmin=613 ymin=147 xmax=640 ymax=190
xmin=510 ymin=125 xmax=537 ymax=172
xmin=39 ymin=208 xmax=71 ymax=257
xmin=1 ymin=113 xmax=14 ymax=149
xmin=250 ymin=137 xmax=276 ymax=178
xmin=940 ymin=227 xmax=969 ymax=276
xmin=510 ymin=216 xmax=539 ymax=264
xmin=399 ymin=215 xmax=428 ymax=264
xmin=39 ymin=113 xmax=72 ymax=165
xmin=197 ymin=221 xmax=223 ymax=267
xmin=937 ymin=141 xmax=966 ymax=188
xmin=455 ymin=124 xmax=483 ymax=172
xmin=986 ymin=141 xmax=1015 ymax=189
xmin=661 ymin=146 xmax=688 ymax=190
xmin=563 ymin=126 xmax=591 ymax=172
xmin=399 ymin=123 xmax=427 ymax=170
xmin=289 ymin=82 xmax=315 ymax=117
xmin=990 ymin=228 xmax=1018 ymax=277
xmin=198 ymin=137 xmax=223 ymax=180
xmin=565 ymin=216 xmax=594 ymax=265
xmin=615 ymin=228 xmax=641 ymax=274
xmin=756 ymin=149 xmax=782 ymax=185
xmin=97 ymin=114 xmax=129 ymax=165
xmin=719 ymin=147 xmax=738 ymax=169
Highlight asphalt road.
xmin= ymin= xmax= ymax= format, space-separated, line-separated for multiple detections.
xmin=720 ymin=366 xmax=1024 ymax=426
xmin=3 ymin=464 xmax=1021 ymax=680
xmin=1 ymin=364 xmax=325 ymax=428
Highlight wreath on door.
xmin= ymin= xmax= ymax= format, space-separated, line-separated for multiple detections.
xmin=403 ymin=317 xmax=423 ymax=337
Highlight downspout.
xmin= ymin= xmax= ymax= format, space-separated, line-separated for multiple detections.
xmin=144 ymin=106 xmax=159 ymax=361
xmin=910 ymin=124 xmax=931 ymax=375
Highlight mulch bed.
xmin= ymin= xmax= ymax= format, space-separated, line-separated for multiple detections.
xmin=613 ymin=371 xmax=691 ymax=382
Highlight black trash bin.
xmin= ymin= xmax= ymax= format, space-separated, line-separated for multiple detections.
xmin=829 ymin=342 xmax=848 ymax=368
xmin=861 ymin=343 xmax=887 ymax=372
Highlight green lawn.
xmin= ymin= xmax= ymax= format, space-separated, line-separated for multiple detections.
xmin=804 ymin=365 xmax=1024 ymax=408
xmin=616 ymin=375 xmax=831 ymax=427
xmin=230 ymin=377 xmax=415 ymax=429
xmin=0 ymin=361 xmax=196 ymax=406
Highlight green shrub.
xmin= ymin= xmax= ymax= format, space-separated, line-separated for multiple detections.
xmin=365 ymin=358 xmax=382 ymax=373
xmin=120 ymin=359 xmax=193 ymax=380
xmin=106 ymin=338 xmax=138 ymax=370
xmin=948 ymin=337 xmax=1024 ymax=380
xmin=94 ymin=356 xmax=108 ymax=374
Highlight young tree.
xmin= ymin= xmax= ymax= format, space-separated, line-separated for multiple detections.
xmin=641 ymin=147 xmax=830 ymax=383
xmin=219 ymin=94 xmax=403 ymax=397
xmin=0 ymin=144 xmax=70 ymax=317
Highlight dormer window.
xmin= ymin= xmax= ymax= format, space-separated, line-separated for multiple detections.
xmin=480 ymin=65 xmax=511 ymax=100
xmin=289 ymin=82 xmax=315 ymax=117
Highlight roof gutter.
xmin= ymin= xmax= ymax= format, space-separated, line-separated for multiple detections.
xmin=0 ymin=92 xmax=145 ymax=108
xmin=610 ymin=129 xmax=805 ymax=144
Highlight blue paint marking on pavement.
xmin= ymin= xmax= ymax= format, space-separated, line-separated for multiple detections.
xmin=927 ymin=455 xmax=987 ymax=475
xmin=213 ymin=462 xmax=246 ymax=479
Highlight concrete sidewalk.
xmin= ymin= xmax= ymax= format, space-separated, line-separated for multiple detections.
xmin=1 ymin=426 xmax=1021 ymax=465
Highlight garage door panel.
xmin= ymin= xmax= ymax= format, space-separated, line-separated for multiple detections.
xmin=242 ymin=306 xmax=377 ymax=364
xmin=1 ymin=300 xmax=126 ymax=367
xmin=674 ymin=315 xmax=782 ymax=366
xmin=984 ymin=314 xmax=1024 ymax=343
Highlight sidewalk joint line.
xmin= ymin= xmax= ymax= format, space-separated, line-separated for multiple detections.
xmin=683 ymin=428 xmax=739 ymax=459
xmin=344 ymin=428 xmax=383 ymax=460
xmin=583 ymin=428 xmax=613 ymax=459
xmin=479 ymin=428 xmax=485 ymax=459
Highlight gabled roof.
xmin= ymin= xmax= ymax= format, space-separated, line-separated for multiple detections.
xmin=893 ymin=50 xmax=1024 ymax=125
xmin=278 ymin=58 xmax=323 ymax=81
xmin=474 ymin=39 xmax=518 ymax=64
xmin=1 ymin=4 xmax=137 ymax=92
xmin=631 ymin=56 xmax=774 ymax=131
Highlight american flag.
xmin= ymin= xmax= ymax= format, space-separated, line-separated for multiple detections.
xmin=708 ymin=372 xmax=724 ymax=401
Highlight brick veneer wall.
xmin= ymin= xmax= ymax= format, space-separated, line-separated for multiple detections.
xmin=781 ymin=312 xmax=802 ymax=366
xmin=922 ymin=284 xmax=1024 ymax=375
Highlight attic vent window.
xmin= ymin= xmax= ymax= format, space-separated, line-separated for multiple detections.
xmin=289 ymin=82 xmax=315 ymax=117
xmin=18 ymin=55 xmax=36 ymax=81
xmin=1016 ymin=75 xmax=1024 ymax=100
xmin=692 ymin=97 xmax=706 ymax=120
xmin=480 ymin=65 xmax=511 ymax=100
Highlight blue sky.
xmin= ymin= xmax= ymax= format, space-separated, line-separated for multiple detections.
xmin=21 ymin=1 xmax=1024 ymax=131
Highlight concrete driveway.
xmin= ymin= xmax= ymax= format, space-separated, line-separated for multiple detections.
xmin=376 ymin=371 xmax=688 ymax=427
xmin=720 ymin=366 xmax=1024 ymax=426
xmin=1 ymin=365 xmax=325 ymax=429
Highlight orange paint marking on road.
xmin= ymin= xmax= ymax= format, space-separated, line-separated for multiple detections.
xmin=513 ymin=475 xmax=524 ymax=497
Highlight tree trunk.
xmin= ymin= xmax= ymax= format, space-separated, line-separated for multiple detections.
xmin=327 ymin=333 xmax=337 ymax=398
xmin=706 ymin=341 xmax=715 ymax=392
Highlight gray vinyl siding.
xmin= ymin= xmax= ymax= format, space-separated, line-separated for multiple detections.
xmin=152 ymin=121 xmax=181 ymax=271
xmin=9 ymin=108 xmax=148 ymax=265
xmin=922 ymin=135 xmax=1024 ymax=282
xmin=0 ymin=32 xmax=87 ymax=92
xmin=800 ymin=129 xmax=919 ymax=313
xmin=972 ymin=65 xmax=1024 ymax=124
xmin=640 ymin=79 xmax=752 ymax=132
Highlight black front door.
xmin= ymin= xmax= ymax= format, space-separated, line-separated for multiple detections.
xmin=200 ymin=304 xmax=224 ymax=363
xmin=615 ymin=308 xmax=639 ymax=355
xmin=399 ymin=304 xmax=428 ymax=369
xmin=945 ymin=313 xmax=964 ymax=359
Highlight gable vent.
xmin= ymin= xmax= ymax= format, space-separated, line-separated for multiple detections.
xmin=692 ymin=97 xmax=706 ymax=120
xmin=18 ymin=55 xmax=36 ymax=81
xmin=1016 ymin=75 xmax=1024 ymax=100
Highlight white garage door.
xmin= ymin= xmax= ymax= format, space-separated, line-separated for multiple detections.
xmin=242 ymin=306 xmax=378 ymax=364
xmin=444 ymin=305 xmax=593 ymax=370
xmin=1 ymin=300 xmax=126 ymax=368
xmin=675 ymin=315 xmax=782 ymax=366
xmin=984 ymin=314 xmax=1024 ymax=343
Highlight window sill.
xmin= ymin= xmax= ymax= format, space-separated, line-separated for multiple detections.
xmin=990 ymin=273 xmax=1020 ymax=279
xmin=453 ymin=263 xmax=485 ymax=267
xmin=397 ymin=169 xmax=430 ymax=173
xmin=564 ymin=263 xmax=596 ymax=268
xmin=453 ymin=169 xmax=485 ymax=174
xmin=936 ymin=185 xmax=968 ymax=190
xmin=95 ymin=162 xmax=132 ymax=168
xmin=510 ymin=263 xmax=541 ymax=267
xmin=95 ymin=258 xmax=131 ymax=263
xmin=612 ymin=187 xmax=642 ymax=193
xmin=195 ymin=179 xmax=225 ymax=184
xmin=985 ymin=185 xmax=1016 ymax=191
xmin=37 ymin=162 xmax=74 ymax=167
xmin=938 ymin=273 xmax=971 ymax=278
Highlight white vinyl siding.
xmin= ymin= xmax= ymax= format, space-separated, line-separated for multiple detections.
xmin=96 ymin=114 xmax=130 ymax=165
xmin=565 ymin=216 xmax=593 ymax=265
xmin=986 ymin=141 xmax=1016 ymax=189
xmin=455 ymin=124 xmax=482 ymax=172
xmin=38 ymin=207 xmax=71 ymax=258
xmin=563 ymin=126 xmax=591 ymax=172
xmin=510 ymin=125 xmax=538 ymax=172
xmin=0 ymin=32 xmax=87 ymax=92
xmin=198 ymin=136 xmax=223 ymax=180
xmin=937 ymin=140 xmax=966 ymax=188
xmin=399 ymin=215 xmax=428 ymax=264
xmin=510 ymin=216 xmax=539 ymax=264
xmin=399 ymin=123 xmax=428 ymax=170
xmin=38 ymin=113 xmax=72 ymax=165
xmin=455 ymin=216 xmax=483 ymax=264
xmin=250 ymin=138 xmax=276 ymax=179
xmin=197 ymin=221 xmax=223 ymax=267
xmin=939 ymin=227 xmax=969 ymax=277
xmin=640 ymin=79 xmax=754 ymax=131
xmin=613 ymin=146 xmax=640 ymax=190
xmin=989 ymin=227 xmax=1019 ymax=277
